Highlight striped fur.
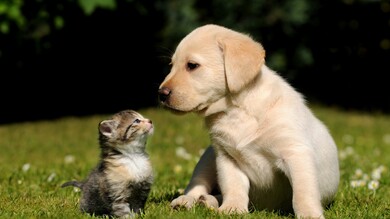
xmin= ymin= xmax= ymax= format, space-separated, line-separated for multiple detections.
xmin=62 ymin=110 xmax=154 ymax=218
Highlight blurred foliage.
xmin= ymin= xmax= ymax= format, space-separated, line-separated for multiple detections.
xmin=0 ymin=0 xmax=116 ymax=35
xmin=79 ymin=0 xmax=116 ymax=15
xmin=0 ymin=0 xmax=318 ymax=71
xmin=156 ymin=0 xmax=200 ymax=48
xmin=1 ymin=0 xmax=385 ymax=74
xmin=0 ymin=0 xmax=389 ymax=123
xmin=0 ymin=0 xmax=25 ymax=34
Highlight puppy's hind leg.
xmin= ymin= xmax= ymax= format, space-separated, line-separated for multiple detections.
xmin=171 ymin=146 xmax=219 ymax=209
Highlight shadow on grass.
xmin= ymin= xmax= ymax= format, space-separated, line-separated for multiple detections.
xmin=148 ymin=190 xmax=181 ymax=204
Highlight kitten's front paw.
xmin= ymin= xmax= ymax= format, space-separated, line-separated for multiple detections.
xmin=170 ymin=195 xmax=197 ymax=209
xmin=197 ymin=195 xmax=219 ymax=209
xmin=119 ymin=213 xmax=135 ymax=219
xmin=218 ymin=202 xmax=248 ymax=214
xmin=112 ymin=203 xmax=135 ymax=218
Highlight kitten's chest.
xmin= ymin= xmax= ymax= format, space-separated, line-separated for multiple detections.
xmin=106 ymin=155 xmax=153 ymax=183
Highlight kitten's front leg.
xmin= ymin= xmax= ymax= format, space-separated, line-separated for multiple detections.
xmin=171 ymin=146 xmax=219 ymax=209
xmin=216 ymin=149 xmax=250 ymax=214
xmin=112 ymin=202 xmax=134 ymax=218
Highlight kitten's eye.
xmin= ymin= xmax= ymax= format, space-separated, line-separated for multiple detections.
xmin=134 ymin=119 xmax=141 ymax=124
xmin=186 ymin=62 xmax=199 ymax=71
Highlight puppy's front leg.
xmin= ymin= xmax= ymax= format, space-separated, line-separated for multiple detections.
xmin=171 ymin=146 xmax=219 ymax=209
xmin=283 ymin=146 xmax=324 ymax=219
xmin=216 ymin=150 xmax=250 ymax=214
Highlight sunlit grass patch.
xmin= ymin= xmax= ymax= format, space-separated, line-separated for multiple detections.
xmin=0 ymin=105 xmax=389 ymax=218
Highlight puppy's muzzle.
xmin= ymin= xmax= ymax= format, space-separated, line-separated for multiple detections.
xmin=158 ymin=87 xmax=171 ymax=103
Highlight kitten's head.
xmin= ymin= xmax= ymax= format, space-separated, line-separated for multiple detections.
xmin=98 ymin=110 xmax=153 ymax=150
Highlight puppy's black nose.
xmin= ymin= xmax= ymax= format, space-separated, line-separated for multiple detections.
xmin=158 ymin=87 xmax=171 ymax=103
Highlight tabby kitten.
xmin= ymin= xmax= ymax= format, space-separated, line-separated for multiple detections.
xmin=62 ymin=110 xmax=154 ymax=218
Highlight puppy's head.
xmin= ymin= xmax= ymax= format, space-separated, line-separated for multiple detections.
xmin=158 ymin=24 xmax=265 ymax=113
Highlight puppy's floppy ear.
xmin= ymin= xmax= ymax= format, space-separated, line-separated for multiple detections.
xmin=217 ymin=31 xmax=266 ymax=93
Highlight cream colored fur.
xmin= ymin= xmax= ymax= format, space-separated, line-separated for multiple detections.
xmin=158 ymin=24 xmax=339 ymax=219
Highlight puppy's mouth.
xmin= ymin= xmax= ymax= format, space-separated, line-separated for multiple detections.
xmin=159 ymin=100 xmax=208 ymax=115
xmin=158 ymin=87 xmax=205 ymax=114
xmin=159 ymin=102 xmax=189 ymax=115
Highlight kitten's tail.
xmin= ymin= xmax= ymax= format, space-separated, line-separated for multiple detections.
xmin=61 ymin=180 xmax=83 ymax=189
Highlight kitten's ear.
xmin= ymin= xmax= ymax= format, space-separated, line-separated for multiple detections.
xmin=99 ymin=120 xmax=118 ymax=137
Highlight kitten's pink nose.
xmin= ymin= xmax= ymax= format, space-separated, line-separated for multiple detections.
xmin=147 ymin=119 xmax=153 ymax=124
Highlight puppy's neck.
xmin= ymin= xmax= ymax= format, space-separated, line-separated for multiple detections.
xmin=201 ymin=65 xmax=274 ymax=118
xmin=200 ymin=65 xmax=280 ymax=118
xmin=199 ymin=97 xmax=230 ymax=117
xmin=199 ymin=69 xmax=264 ymax=117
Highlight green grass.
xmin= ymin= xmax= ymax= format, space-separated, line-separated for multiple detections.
xmin=0 ymin=106 xmax=389 ymax=218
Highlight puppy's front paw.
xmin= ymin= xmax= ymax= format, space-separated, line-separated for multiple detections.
xmin=297 ymin=213 xmax=325 ymax=219
xmin=197 ymin=195 xmax=219 ymax=209
xmin=296 ymin=208 xmax=324 ymax=219
xmin=294 ymin=201 xmax=324 ymax=219
xmin=218 ymin=202 xmax=248 ymax=214
xmin=170 ymin=195 xmax=197 ymax=210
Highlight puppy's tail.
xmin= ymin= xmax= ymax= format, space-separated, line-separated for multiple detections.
xmin=61 ymin=180 xmax=83 ymax=189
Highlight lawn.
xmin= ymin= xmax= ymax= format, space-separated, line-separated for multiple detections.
xmin=0 ymin=105 xmax=389 ymax=218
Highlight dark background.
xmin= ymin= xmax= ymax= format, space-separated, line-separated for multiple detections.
xmin=1 ymin=0 xmax=389 ymax=124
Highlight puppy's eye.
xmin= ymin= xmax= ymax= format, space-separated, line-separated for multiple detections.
xmin=186 ymin=62 xmax=199 ymax=71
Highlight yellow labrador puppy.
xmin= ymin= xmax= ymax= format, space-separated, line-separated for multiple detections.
xmin=158 ymin=24 xmax=339 ymax=219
